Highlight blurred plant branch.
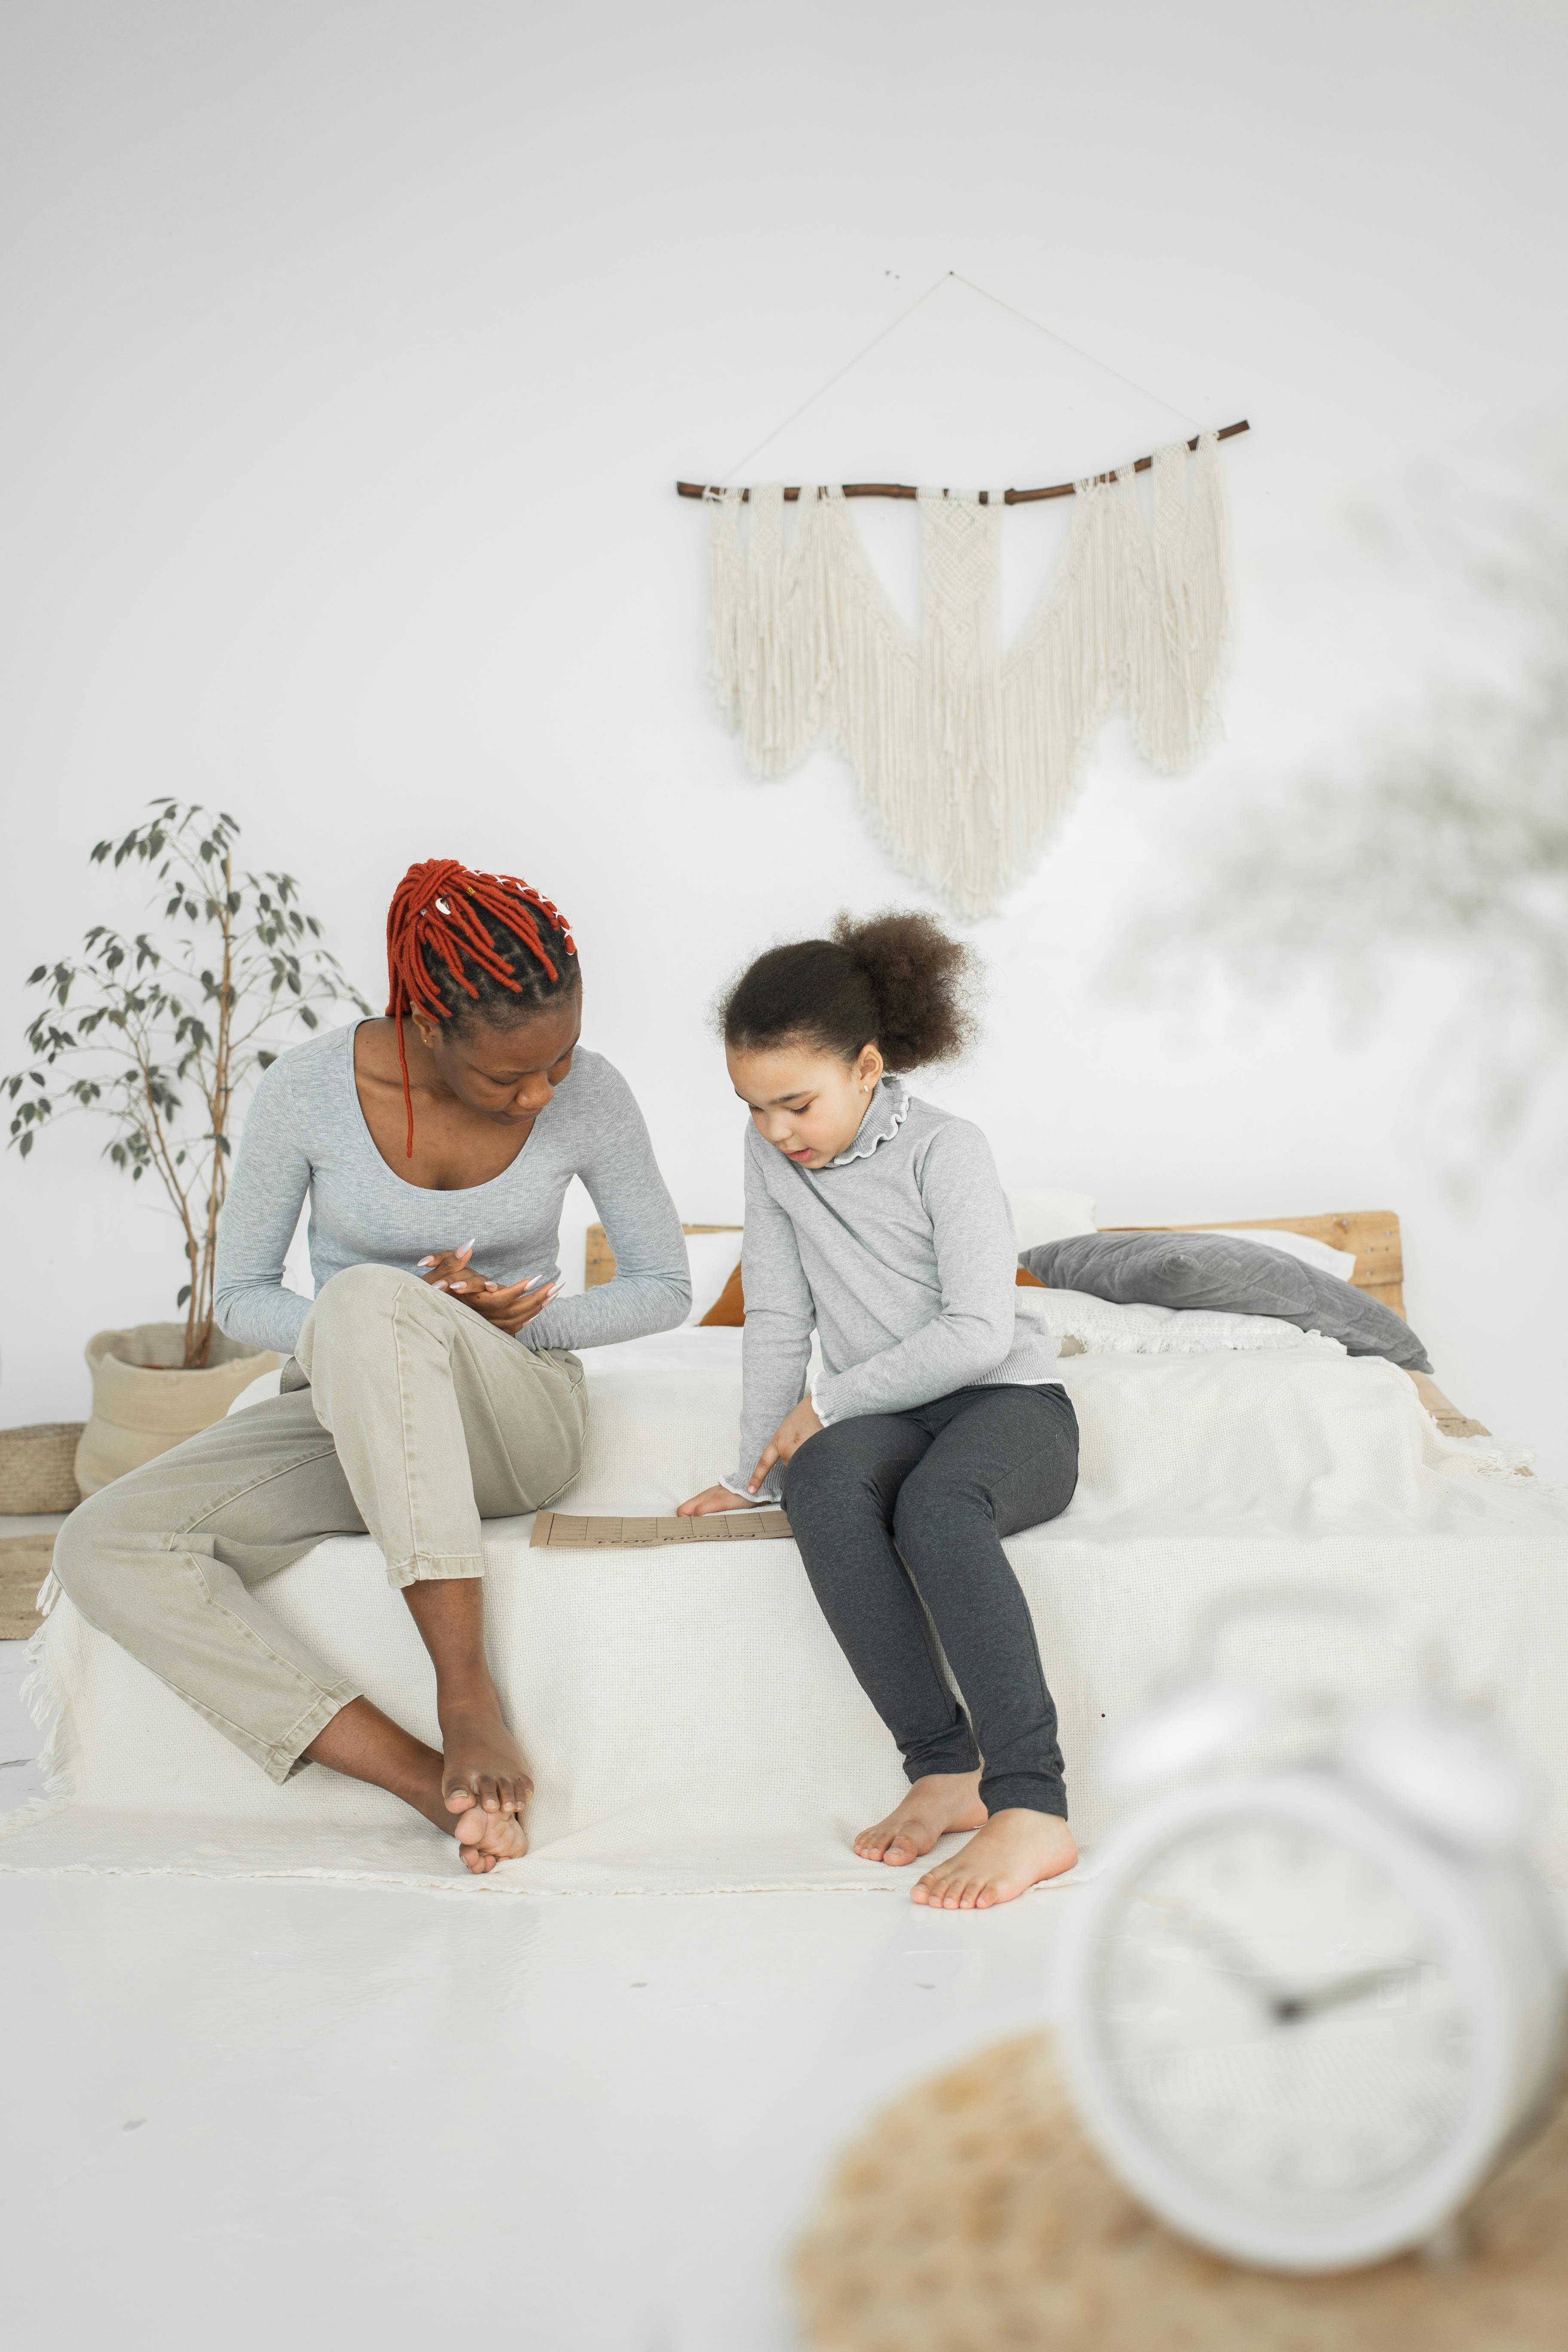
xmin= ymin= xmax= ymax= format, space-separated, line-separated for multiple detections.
xmin=4 ymin=801 xmax=370 ymax=1366
xmin=1118 ymin=460 xmax=1568 ymax=1176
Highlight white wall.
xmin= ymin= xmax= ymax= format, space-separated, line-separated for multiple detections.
xmin=4 ymin=0 xmax=1567 ymax=1465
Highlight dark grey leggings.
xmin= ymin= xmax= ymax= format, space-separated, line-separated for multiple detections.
xmin=781 ymin=1383 xmax=1079 ymax=1819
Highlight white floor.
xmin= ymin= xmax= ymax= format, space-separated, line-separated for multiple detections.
xmin=0 ymin=1631 xmax=1072 ymax=2352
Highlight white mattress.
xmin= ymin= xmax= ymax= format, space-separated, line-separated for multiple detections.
xmin=3 ymin=1332 xmax=1565 ymax=1895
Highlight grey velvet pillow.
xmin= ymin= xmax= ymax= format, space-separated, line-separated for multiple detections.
xmin=1020 ymin=1231 xmax=1433 ymax=1373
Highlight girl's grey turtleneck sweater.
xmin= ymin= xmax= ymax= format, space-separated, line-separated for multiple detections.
xmin=728 ymin=1077 xmax=1061 ymax=1500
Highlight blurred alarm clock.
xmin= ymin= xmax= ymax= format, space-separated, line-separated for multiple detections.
xmin=1054 ymin=1591 xmax=1565 ymax=2274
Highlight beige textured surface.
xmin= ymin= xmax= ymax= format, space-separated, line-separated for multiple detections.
xmin=0 ymin=1424 xmax=82 ymax=1514
xmin=0 ymin=1534 xmax=55 ymax=1639
xmin=795 ymin=2032 xmax=1568 ymax=2352
xmin=530 ymin=1509 xmax=793 ymax=1547
xmin=76 ymin=1324 xmax=280 ymax=1494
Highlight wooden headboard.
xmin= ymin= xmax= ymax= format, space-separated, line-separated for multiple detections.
xmin=1100 ymin=1212 xmax=1406 ymax=1318
xmin=585 ymin=1222 xmax=740 ymax=1289
xmin=587 ymin=1211 xmax=1405 ymax=1317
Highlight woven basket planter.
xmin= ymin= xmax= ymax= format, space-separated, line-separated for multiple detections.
xmin=0 ymin=1422 xmax=86 ymax=1515
xmin=75 ymin=1324 xmax=280 ymax=1496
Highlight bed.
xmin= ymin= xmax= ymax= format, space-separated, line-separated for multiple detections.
xmin=3 ymin=1211 xmax=1564 ymax=1899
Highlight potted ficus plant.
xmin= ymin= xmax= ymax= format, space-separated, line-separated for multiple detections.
xmin=4 ymin=800 xmax=369 ymax=1494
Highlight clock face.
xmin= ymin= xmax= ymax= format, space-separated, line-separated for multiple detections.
xmin=1090 ymin=1809 xmax=1475 ymax=2228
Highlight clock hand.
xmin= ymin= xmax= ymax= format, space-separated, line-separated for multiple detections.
xmin=1141 ymin=1900 xmax=1288 ymax=2012
xmin=1272 ymin=1959 xmax=1427 ymax=2026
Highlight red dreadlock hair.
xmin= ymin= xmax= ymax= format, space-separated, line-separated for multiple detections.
xmin=386 ymin=858 xmax=578 ymax=1157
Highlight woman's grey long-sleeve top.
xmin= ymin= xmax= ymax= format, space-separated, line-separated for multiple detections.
xmin=213 ymin=1024 xmax=690 ymax=1359
xmin=728 ymin=1077 xmax=1061 ymax=1500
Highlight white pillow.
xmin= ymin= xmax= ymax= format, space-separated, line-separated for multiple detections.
xmin=1006 ymin=1187 xmax=1097 ymax=1253
xmin=1189 ymin=1227 xmax=1359 ymax=1283
xmin=1014 ymin=1286 xmax=1345 ymax=1358
xmin=683 ymin=1230 xmax=744 ymax=1325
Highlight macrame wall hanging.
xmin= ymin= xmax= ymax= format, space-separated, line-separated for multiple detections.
xmin=679 ymin=274 xmax=1248 ymax=920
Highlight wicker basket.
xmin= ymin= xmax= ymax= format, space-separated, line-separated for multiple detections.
xmin=0 ymin=1422 xmax=85 ymax=1515
xmin=794 ymin=2032 xmax=1568 ymax=2352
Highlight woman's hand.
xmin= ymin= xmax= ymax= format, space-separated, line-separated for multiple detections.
xmin=747 ymin=1398 xmax=824 ymax=1493
xmin=418 ymin=1245 xmax=561 ymax=1337
xmin=676 ymin=1485 xmax=767 ymax=1518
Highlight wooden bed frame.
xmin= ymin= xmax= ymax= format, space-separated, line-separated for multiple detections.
xmin=584 ymin=1212 xmax=1406 ymax=1318
xmin=584 ymin=1222 xmax=741 ymax=1290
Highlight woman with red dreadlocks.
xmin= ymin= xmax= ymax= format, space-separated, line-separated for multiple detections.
xmin=53 ymin=860 xmax=690 ymax=1874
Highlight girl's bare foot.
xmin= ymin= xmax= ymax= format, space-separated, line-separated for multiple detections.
xmin=452 ymin=1801 xmax=530 ymax=1875
xmin=438 ymin=1700 xmax=534 ymax=1820
xmin=854 ymin=1771 xmax=987 ymax=1865
xmin=912 ymin=1809 xmax=1078 ymax=1908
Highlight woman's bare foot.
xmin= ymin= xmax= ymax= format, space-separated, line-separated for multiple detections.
xmin=438 ymin=1699 xmax=534 ymax=1820
xmin=912 ymin=1809 xmax=1078 ymax=1909
xmin=452 ymin=1801 xmax=530 ymax=1875
xmin=303 ymin=1696 xmax=531 ymax=1875
xmin=854 ymin=1772 xmax=988 ymax=1866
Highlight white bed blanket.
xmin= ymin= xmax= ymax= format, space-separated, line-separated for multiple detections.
xmin=4 ymin=1335 xmax=1565 ymax=1895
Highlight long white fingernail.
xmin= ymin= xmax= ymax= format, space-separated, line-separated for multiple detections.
xmin=459 ymin=1238 xmax=475 ymax=1254
xmin=434 ymin=1280 xmax=449 ymax=1290
xmin=416 ymin=1255 xmax=435 ymax=1268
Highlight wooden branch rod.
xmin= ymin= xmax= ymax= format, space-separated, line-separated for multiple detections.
xmin=677 ymin=419 xmax=1249 ymax=505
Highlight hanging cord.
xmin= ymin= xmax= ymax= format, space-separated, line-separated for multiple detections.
xmin=717 ymin=272 xmax=953 ymax=484
xmin=689 ymin=271 xmax=1232 ymax=502
xmin=946 ymin=270 xmax=1202 ymax=433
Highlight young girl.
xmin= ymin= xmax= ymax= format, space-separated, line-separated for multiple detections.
xmin=680 ymin=911 xmax=1079 ymax=1910
xmin=54 ymin=858 xmax=689 ymax=1874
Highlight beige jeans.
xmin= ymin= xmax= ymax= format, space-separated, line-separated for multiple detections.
xmin=52 ymin=1263 xmax=588 ymax=1783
